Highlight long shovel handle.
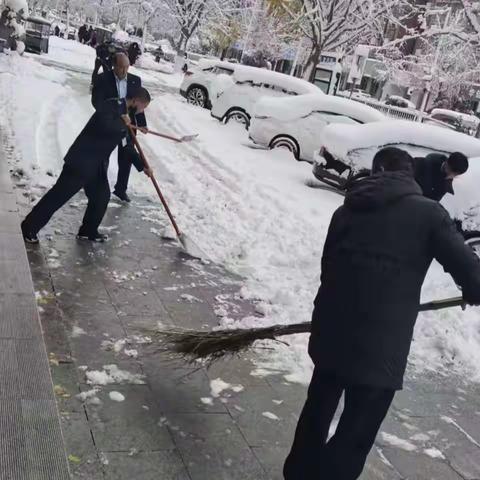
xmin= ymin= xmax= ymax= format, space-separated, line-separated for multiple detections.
xmin=130 ymin=125 xmax=182 ymax=143
xmin=127 ymin=125 xmax=182 ymax=238
xmin=419 ymin=296 xmax=465 ymax=312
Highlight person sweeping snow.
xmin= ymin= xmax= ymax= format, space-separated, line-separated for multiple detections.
xmin=284 ymin=147 xmax=480 ymax=480
xmin=21 ymin=88 xmax=153 ymax=244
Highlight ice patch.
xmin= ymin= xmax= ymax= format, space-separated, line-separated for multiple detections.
xmin=109 ymin=391 xmax=126 ymax=402
xmin=410 ymin=433 xmax=430 ymax=442
xmin=423 ymin=447 xmax=445 ymax=459
xmin=380 ymin=433 xmax=417 ymax=452
xmin=262 ymin=411 xmax=279 ymax=420
xmin=71 ymin=326 xmax=86 ymax=337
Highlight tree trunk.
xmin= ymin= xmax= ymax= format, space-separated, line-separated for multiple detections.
xmin=302 ymin=42 xmax=321 ymax=83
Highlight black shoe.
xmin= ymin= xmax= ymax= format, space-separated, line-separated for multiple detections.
xmin=113 ymin=191 xmax=131 ymax=203
xmin=21 ymin=221 xmax=39 ymax=244
xmin=76 ymin=231 xmax=108 ymax=243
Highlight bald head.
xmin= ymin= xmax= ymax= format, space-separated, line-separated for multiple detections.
xmin=113 ymin=52 xmax=130 ymax=80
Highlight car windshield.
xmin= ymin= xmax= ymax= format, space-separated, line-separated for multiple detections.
xmin=347 ymin=144 xmax=447 ymax=170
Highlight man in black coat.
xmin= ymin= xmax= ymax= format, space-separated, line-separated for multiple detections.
xmin=284 ymin=147 xmax=480 ymax=480
xmin=21 ymin=88 xmax=152 ymax=244
xmin=414 ymin=152 xmax=468 ymax=201
xmin=92 ymin=52 xmax=148 ymax=203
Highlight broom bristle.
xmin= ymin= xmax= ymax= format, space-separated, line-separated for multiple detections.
xmin=145 ymin=322 xmax=311 ymax=364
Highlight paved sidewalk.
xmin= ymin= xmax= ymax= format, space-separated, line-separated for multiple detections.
xmin=15 ymin=186 xmax=480 ymax=480
xmin=0 ymin=141 xmax=70 ymax=478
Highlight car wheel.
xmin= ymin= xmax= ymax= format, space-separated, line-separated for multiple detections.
xmin=225 ymin=109 xmax=250 ymax=128
xmin=270 ymin=136 xmax=300 ymax=160
xmin=187 ymin=87 xmax=208 ymax=108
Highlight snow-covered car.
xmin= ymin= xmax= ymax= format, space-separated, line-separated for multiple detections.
xmin=311 ymin=120 xmax=480 ymax=191
xmin=179 ymin=59 xmax=236 ymax=108
xmin=248 ymin=93 xmax=385 ymax=162
xmin=384 ymin=95 xmax=416 ymax=110
xmin=210 ymin=66 xmax=320 ymax=128
xmin=424 ymin=108 xmax=480 ymax=136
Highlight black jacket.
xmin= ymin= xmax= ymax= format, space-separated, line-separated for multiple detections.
xmin=91 ymin=70 xmax=147 ymax=128
xmin=64 ymin=98 xmax=143 ymax=180
xmin=309 ymin=172 xmax=480 ymax=390
xmin=414 ymin=153 xmax=453 ymax=201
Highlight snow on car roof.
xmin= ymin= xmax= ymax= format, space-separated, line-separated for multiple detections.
xmin=254 ymin=93 xmax=385 ymax=123
xmin=232 ymin=65 xmax=320 ymax=94
xmin=430 ymin=108 xmax=480 ymax=126
xmin=198 ymin=58 xmax=236 ymax=71
xmin=322 ymin=120 xmax=480 ymax=159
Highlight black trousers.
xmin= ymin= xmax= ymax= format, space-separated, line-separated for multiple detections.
xmin=284 ymin=368 xmax=395 ymax=480
xmin=114 ymin=144 xmax=133 ymax=195
xmin=23 ymin=165 xmax=110 ymax=236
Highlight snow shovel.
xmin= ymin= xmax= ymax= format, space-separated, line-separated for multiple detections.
xmin=127 ymin=125 xmax=205 ymax=259
xmin=131 ymin=125 xmax=199 ymax=143
xmin=144 ymin=296 xmax=465 ymax=365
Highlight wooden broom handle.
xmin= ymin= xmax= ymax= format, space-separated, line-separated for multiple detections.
xmin=127 ymin=125 xmax=182 ymax=238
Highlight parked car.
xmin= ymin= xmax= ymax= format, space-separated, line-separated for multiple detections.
xmin=311 ymin=120 xmax=480 ymax=191
xmin=424 ymin=108 xmax=480 ymax=136
xmin=249 ymin=93 xmax=385 ymax=162
xmin=311 ymin=120 xmax=480 ymax=246
xmin=180 ymin=59 xmax=235 ymax=108
xmin=210 ymin=66 xmax=320 ymax=128
xmin=384 ymin=95 xmax=416 ymax=110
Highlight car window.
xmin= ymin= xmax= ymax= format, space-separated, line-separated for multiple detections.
xmin=431 ymin=113 xmax=457 ymax=126
xmin=215 ymin=67 xmax=234 ymax=75
xmin=316 ymin=112 xmax=361 ymax=125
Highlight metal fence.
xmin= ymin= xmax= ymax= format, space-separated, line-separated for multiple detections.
xmin=337 ymin=91 xmax=425 ymax=122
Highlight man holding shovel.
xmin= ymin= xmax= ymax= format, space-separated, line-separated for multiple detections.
xmin=21 ymin=88 xmax=153 ymax=244
xmin=284 ymin=147 xmax=480 ymax=480
xmin=92 ymin=52 xmax=148 ymax=203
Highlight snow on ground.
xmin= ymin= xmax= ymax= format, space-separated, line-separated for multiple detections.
xmin=2 ymin=43 xmax=480 ymax=386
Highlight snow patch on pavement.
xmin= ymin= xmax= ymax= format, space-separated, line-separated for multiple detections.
xmin=379 ymin=433 xmax=417 ymax=452
xmin=85 ymin=365 xmax=145 ymax=386
xmin=109 ymin=391 xmax=126 ymax=402
xmin=210 ymin=378 xmax=244 ymax=398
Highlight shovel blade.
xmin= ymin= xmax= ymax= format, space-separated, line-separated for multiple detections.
xmin=178 ymin=232 xmax=207 ymax=260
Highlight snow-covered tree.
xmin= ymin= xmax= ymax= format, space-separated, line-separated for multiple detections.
xmin=267 ymin=0 xmax=420 ymax=80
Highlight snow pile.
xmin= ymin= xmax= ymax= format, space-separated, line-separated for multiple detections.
xmin=430 ymin=108 xmax=480 ymax=128
xmin=210 ymin=378 xmax=244 ymax=398
xmin=136 ymin=54 xmax=174 ymax=74
xmin=321 ymin=120 xmax=480 ymax=161
xmin=85 ymin=365 xmax=145 ymax=385
xmin=253 ymin=93 xmax=385 ymax=123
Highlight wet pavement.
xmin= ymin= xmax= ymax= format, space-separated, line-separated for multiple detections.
xmin=13 ymin=185 xmax=480 ymax=480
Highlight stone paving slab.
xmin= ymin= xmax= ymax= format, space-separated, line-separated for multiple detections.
xmin=16 ymin=185 xmax=480 ymax=480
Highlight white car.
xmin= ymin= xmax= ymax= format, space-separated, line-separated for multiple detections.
xmin=424 ymin=108 xmax=480 ymax=136
xmin=311 ymin=120 xmax=480 ymax=189
xmin=210 ymin=66 xmax=320 ymax=128
xmin=249 ymin=94 xmax=385 ymax=162
xmin=180 ymin=59 xmax=236 ymax=108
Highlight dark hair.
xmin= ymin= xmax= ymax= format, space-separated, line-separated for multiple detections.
xmin=127 ymin=87 xmax=151 ymax=103
xmin=447 ymin=152 xmax=469 ymax=174
xmin=372 ymin=147 xmax=414 ymax=174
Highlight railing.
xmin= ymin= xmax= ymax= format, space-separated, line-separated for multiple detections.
xmin=337 ymin=91 xmax=425 ymax=122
